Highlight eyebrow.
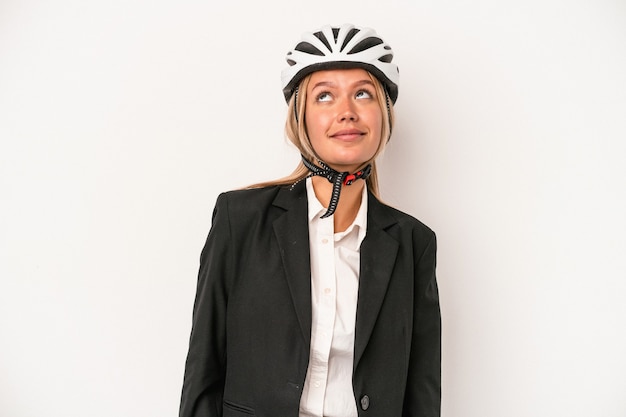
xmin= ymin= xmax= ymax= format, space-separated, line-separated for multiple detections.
xmin=311 ymin=79 xmax=375 ymax=90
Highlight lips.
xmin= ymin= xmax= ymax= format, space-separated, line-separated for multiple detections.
xmin=330 ymin=128 xmax=365 ymax=141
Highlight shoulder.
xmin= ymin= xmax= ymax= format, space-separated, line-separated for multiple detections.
xmin=216 ymin=186 xmax=283 ymax=211
xmin=384 ymin=203 xmax=433 ymax=233
xmin=212 ymin=184 xmax=302 ymax=228
xmin=369 ymin=195 xmax=436 ymax=242
xmin=206 ymin=187 xmax=282 ymax=239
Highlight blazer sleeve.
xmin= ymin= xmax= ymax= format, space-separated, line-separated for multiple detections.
xmin=180 ymin=194 xmax=233 ymax=417
xmin=403 ymin=231 xmax=441 ymax=417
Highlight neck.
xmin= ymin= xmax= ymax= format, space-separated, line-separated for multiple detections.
xmin=311 ymin=176 xmax=365 ymax=232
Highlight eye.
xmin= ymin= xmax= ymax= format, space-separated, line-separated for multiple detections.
xmin=316 ymin=92 xmax=332 ymax=102
xmin=355 ymin=89 xmax=373 ymax=99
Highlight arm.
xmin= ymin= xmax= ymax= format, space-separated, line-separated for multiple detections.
xmin=180 ymin=194 xmax=233 ymax=417
xmin=403 ymin=231 xmax=441 ymax=417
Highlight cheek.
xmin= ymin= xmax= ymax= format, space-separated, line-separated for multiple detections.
xmin=304 ymin=110 xmax=329 ymax=140
xmin=367 ymin=110 xmax=384 ymax=139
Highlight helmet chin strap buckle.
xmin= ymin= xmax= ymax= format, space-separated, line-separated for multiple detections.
xmin=343 ymin=173 xmax=357 ymax=186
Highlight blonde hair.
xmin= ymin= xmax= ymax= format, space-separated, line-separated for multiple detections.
xmin=249 ymin=71 xmax=395 ymax=199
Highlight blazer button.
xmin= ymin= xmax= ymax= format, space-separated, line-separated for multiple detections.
xmin=360 ymin=395 xmax=370 ymax=410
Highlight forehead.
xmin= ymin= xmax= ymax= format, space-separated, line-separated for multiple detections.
xmin=308 ymin=68 xmax=373 ymax=87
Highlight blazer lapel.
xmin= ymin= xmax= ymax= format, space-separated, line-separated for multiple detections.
xmin=354 ymin=193 xmax=399 ymax=368
xmin=272 ymin=182 xmax=312 ymax=346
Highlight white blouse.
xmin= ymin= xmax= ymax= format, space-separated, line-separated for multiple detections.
xmin=299 ymin=178 xmax=368 ymax=417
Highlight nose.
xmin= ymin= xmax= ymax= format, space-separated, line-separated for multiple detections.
xmin=337 ymin=98 xmax=358 ymax=122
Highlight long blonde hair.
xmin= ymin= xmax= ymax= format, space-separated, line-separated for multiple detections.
xmin=249 ymin=71 xmax=395 ymax=199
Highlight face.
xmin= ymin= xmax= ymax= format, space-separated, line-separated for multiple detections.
xmin=304 ymin=68 xmax=383 ymax=173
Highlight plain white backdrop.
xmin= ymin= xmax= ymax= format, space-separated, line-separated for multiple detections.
xmin=1 ymin=0 xmax=625 ymax=416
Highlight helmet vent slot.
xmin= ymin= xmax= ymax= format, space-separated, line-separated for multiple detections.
xmin=340 ymin=28 xmax=361 ymax=52
xmin=313 ymin=31 xmax=332 ymax=51
xmin=295 ymin=41 xmax=324 ymax=56
xmin=348 ymin=37 xmax=383 ymax=54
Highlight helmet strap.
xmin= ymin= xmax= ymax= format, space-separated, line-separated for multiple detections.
xmin=298 ymin=155 xmax=371 ymax=218
xmin=385 ymin=90 xmax=393 ymax=141
xmin=293 ymin=86 xmax=300 ymax=123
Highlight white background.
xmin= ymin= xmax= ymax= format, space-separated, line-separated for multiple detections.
xmin=1 ymin=1 xmax=625 ymax=416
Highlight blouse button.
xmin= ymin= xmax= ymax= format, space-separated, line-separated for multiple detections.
xmin=360 ymin=395 xmax=370 ymax=410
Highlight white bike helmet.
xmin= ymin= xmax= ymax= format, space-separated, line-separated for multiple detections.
xmin=281 ymin=24 xmax=399 ymax=104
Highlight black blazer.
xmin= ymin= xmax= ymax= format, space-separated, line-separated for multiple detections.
xmin=180 ymin=181 xmax=440 ymax=417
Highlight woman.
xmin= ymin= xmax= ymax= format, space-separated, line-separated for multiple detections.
xmin=180 ymin=24 xmax=441 ymax=417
